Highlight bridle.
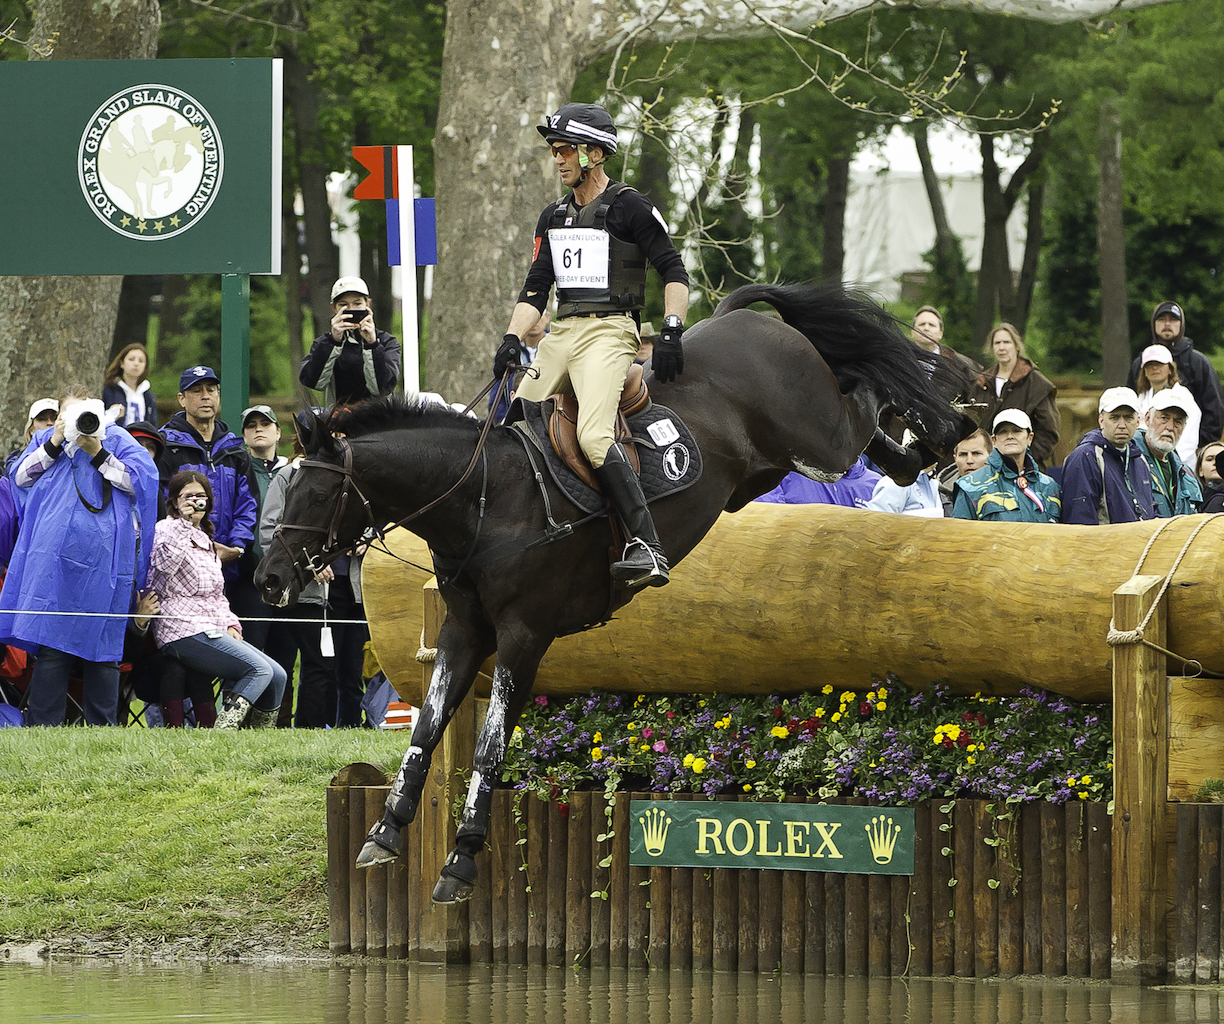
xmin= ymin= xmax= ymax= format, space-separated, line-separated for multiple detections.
xmin=271 ymin=367 xmax=524 ymax=591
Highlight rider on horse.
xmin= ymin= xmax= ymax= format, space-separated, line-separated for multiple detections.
xmin=493 ymin=102 xmax=690 ymax=589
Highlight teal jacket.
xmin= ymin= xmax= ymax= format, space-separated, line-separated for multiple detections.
xmin=1134 ymin=431 xmax=1202 ymax=517
xmin=952 ymin=449 xmax=1061 ymax=523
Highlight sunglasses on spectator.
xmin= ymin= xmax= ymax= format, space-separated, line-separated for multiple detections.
xmin=550 ymin=143 xmax=580 ymax=158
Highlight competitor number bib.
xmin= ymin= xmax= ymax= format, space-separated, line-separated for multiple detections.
xmin=548 ymin=227 xmax=610 ymax=290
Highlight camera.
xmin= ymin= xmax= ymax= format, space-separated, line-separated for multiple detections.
xmin=345 ymin=308 xmax=370 ymax=324
xmin=64 ymin=399 xmax=107 ymax=445
xmin=188 ymin=497 xmax=208 ymax=512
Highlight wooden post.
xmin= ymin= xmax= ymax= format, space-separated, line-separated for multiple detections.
xmin=1111 ymin=574 xmax=1168 ymax=984
xmin=908 ymin=802 xmax=932 ymax=976
xmin=1087 ymin=801 xmax=1112 ymax=979
xmin=1065 ymin=801 xmax=1090 ymax=977
xmin=364 ymin=787 xmax=389 ymax=957
xmin=972 ymin=799 xmax=998 ymax=978
xmin=1174 ymin=804 xmax=1198 ymax=981
xmin=1041 ymin=801 xmax=1068 ymax=976
xmin=590 ymin=792 xmax=612 ymax=969
xmin=1196 ymin=803 xmax=1220 ymax=983
xmin=327 ymin=785 xmax=351 ymax=954
xmin=953 ymin=798 xmax=976 ymax=977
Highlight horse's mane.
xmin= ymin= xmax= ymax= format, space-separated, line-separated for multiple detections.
xmin=326 ymin=395 xmax=480 ymax=439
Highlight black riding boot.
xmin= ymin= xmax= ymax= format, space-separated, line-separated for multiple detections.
xmin=596 ymin=444 xmax=670 ymax=588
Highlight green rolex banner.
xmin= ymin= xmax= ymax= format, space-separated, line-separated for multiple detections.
xmin=0 ymin=58 xmax=281 ymax=275
xmin=628 ymin=801 xmax=915 ymax=875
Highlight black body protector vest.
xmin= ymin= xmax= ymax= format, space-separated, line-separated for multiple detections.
xmin=548 ymin=182 xmax=647 ymax=319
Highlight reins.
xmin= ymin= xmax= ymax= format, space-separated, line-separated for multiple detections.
xmin=274 ymin=367 xmax=534 ymax=588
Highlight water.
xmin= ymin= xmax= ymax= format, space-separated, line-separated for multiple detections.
xmin=2 ymin=961 xmax=1223 ymax=1024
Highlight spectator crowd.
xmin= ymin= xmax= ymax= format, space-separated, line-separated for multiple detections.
xmin=3 ymin=281 xmax=1224 ymax=728
xmin=0 ymin=275 xmax=398 ymax=728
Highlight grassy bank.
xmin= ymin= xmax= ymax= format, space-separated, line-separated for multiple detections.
xmin=0 ymin=730 xmax=409 ymax=955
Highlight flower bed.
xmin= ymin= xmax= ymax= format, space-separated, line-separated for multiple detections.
xmin=501 ymin=680 xmax=1112 ymax=808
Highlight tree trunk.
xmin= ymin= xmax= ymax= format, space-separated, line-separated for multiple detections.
xmin=821 ymin=155 xmax=850 ymax=284
xmin=425 ymin=0 xmax=594 ymax=401
xmin=282 ymin=44 xmax=339 ymax=341
xmin=1011 ymin=178 xmax=1045 ymax=334
xmin=283 ymin=196 xmax=310 ymax=409
xmin=0 ymin=0 xmax=159 ymax=451
xmin=111 ymin=276 xmax=159 ymax=359
xmin=914 ymin=122 xmax=956 ymax=267
xmin=974 ymin=135 xmax=1013 ymax=342
xmin=1098 ymin=97 xmax=1129 ymax=387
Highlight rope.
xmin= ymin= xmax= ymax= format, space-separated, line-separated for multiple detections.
xmin=1106 ymin=513 xmax=1224 ymax=678
xmin=0 ymin=609 xmax=369 ymax=626
xmin=416 ymin=626 xmax=437 ymax=664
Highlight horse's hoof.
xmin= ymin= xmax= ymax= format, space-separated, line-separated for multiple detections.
xmin=431 ymin=874 xmax=475 ymax=904
xmin=355 ymin=819 xmax=403 ymax=868
xmin=431 ymin=850 xmax=478 ymax=903
xmin=355 ymin=840 xmax=398 ymax=868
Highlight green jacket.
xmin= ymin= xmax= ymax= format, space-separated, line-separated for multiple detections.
xmin=952 ymin=449 xmax=1061 ymax=523
xmin=1134 ymin=431 xmax=1202 ymax=517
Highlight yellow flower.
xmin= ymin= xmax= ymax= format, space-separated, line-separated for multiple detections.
xmin=1067 ymin=776 xmax=1077 ymax=786
xmin=591 ymin=747 xmax=603 ymax=761
xmin=692 ymin=758 xmax=707 ymax=774
xmin=877 ymin=702 xmax=887 ymax=711
xmin=743 ymin=784 xmax=752 ymax=792
xmin=822 ymin=684 xmax=833 ymax=695
xmin=770 ymin=725 xmax=789 ymax=739
xmin=967 ymin=756 xmax=976 ymax=765
xmin=967 ymin=743 xmax=977 ymax=752
xmin=814 ymin=707 xmax=825 ymax=718
xmin=698 ymin=700 xmax=707 ymax=707
xmin=876 ymin=686 xmax=888 ymax=699
xmin=1078 ymin=792 xmax=1088 ymax=800
xmin=745 ymin=759 xmax=757 ymax=769
xmin=869 ymin=761 xmax=877 ymax=768
xmin=514 ymin=726 xmax=522 ymax=733
xmin=841 ymin=691 xmax=855 ymax=703
xmin=593 ymin=731 xmax=602 ymax=743
xmin=866 ymin=690 xmax=876 ymax=701
xmin=683 ymin=754 xmax=694 ymax=767
xmin=640 ymin=744 xmax=650 ymax=751
xmin=1080 ymin=775 xmax=1092 ymax=786
xmin=831 ymin=712 xmax=842 ymax=723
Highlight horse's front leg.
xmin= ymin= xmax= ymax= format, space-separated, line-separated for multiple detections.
xmin=431 ymin=645 xmax=541 ymax=904
xmin=356 ymin=616 xmax=493 ymax=867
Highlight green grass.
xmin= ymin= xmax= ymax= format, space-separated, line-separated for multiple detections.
xmin=0 ymin=729 xmax=409 ymax=951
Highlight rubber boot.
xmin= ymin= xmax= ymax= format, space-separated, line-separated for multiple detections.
xmin=215 ymin=693 xmax=253 ymax=730
xmin=248 ymin=707 xmax=279 ymax=729
xmin=595 ymin=444 xmax=669 ymax=588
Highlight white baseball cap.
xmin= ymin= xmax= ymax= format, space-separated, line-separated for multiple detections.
xmin=28 ymin=398 xmax=58 ymax=420
xmin=1099 ymin=386 xmax=1140 ymax=415
xmin=992 ymin=408 xmax=1032 ymax=432
xmin=330 ymin=276 xmax=370 ymax=302
xmin=1150 ymin=389 xmax=1191 ymax=416
xmin=1141 ymin=345 xmax=1174 ymax=366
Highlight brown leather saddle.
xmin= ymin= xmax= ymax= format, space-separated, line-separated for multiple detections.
xmin=546 ymin=362 xmax=650 ymax=490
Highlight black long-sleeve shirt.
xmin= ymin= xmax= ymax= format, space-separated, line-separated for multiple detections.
xmin=300 ymin=329 xmax=402 ymax=406
xmin=517 ymin=183 xmax=689 ymax=313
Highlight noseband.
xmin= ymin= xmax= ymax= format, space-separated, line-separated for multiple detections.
xmin=272 ymin=437 xmax=376 ymax=586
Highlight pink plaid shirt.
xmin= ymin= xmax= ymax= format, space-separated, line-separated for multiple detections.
xmin=147 ymin=516 xmax=240 ymax=647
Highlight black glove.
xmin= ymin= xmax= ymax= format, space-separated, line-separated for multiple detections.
xmin=493 ymin=333 xmax=523 ymax=380
xmin=653 ymin=319 xmax=685 ymax=383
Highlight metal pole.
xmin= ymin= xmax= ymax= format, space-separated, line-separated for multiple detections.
xmin=221 ymin=273 xmax=251 ymax=428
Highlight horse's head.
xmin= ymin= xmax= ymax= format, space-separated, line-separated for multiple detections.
xmin=254 ymin=412 xmax=376 ymax=608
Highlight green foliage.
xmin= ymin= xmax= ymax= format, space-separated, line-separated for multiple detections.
xmin=151 ymin=276 xmax=294 ymax=400
xmin=0 ymin=730 xmax=409 ymax=945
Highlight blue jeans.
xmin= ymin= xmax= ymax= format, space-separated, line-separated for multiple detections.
xmin=26 ymin=646 xmax=119 ymax=726
xmin=163 ymin=632 xmax=287 ymax=712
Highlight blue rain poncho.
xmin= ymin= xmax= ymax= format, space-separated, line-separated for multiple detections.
xmin=0 ymin=425 xmax=159 ymax=661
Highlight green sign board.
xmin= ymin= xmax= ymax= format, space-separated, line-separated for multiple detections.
xmin=0 ymin=58 xmax=281 ymax=275
xmin=628 ymin=801 xmax=915 ymax=875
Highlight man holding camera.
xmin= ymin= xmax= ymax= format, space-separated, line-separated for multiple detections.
xmin=0 ymin=385 xmax=159 ymax=725
xmin=158 ymin=366 xmax=258 ymax=583
xmin=300 ymin=276 xmax=402 ymax=407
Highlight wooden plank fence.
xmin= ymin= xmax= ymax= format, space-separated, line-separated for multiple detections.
xmin=327 ymin=569 xmax=1224 ymax=980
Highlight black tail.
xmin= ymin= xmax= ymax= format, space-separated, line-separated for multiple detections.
xmin=714 ymin=281 xmax=973 ymax=450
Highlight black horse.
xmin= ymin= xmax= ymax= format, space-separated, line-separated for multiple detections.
xmin=255 ymin=282 xmax=972 ymax=903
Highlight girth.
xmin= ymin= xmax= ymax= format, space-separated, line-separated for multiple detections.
xmin=546 ymin=362 xmax=650 ymax=490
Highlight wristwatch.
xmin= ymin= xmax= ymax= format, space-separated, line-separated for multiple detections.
xmin=663 ymin=315 xmax=683 ymax=330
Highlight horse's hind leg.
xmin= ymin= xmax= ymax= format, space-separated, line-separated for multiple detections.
xmin=432 ymin=651 xmax=540 ymax=904
xmin=356 ymin=617 xmax=493 ymax=867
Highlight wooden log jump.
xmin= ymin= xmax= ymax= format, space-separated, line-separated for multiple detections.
xmin=363 ymin=507 xmax=1224 ymax=704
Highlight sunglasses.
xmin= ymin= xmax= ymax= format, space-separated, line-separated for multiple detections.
xmin=550 ymin=143 xmax=580 ymax=158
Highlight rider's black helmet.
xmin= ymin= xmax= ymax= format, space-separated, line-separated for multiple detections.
xmin=537 ymin=103 xmax=618 ymax=155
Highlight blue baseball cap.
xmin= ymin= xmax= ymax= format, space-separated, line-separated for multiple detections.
xmin=179 ymin=365 xmax=220 ymax=392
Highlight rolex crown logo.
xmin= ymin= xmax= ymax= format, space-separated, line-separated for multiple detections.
xmin=637 ymin=806 xmax=672 ymax=857
xmin=865 ymin=814 xmax=902 ymax=864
